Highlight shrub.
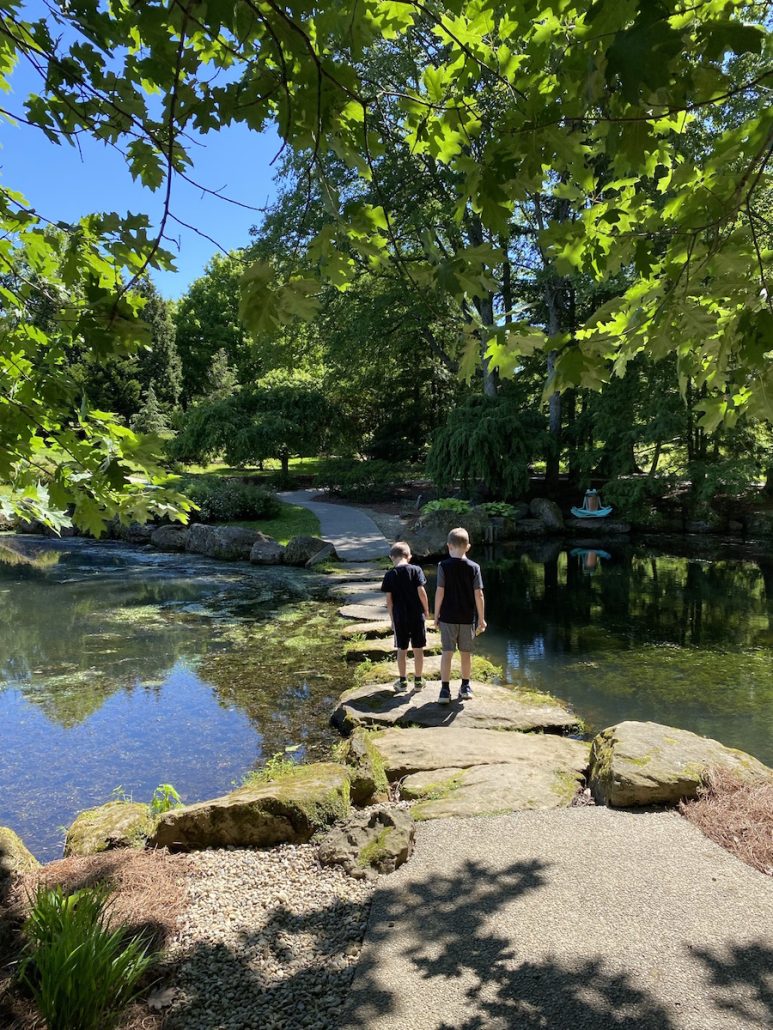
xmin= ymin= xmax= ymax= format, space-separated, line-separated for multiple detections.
xmin=315 ymin=458 xmax=404 ymax=502
xmin=420 ymin=498 xmax=471 ymax=516
xmin=183 ymin=477 xmax=281 ymax=522
xmin=427 ymin=395 xmax=545 ymax=499
xmin=476 ymin=501 xmax=518 ymax=518
xmin=19 ymin=884 xmax=155 ymax=1030
xmin=603 ymin=474 xmax=676 ymax=520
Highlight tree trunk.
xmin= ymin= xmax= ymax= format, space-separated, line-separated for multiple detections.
xmin=280 ymin=449 xmax=289 ymax=478
xmin=468 ymin=214 xmax=498 ymax=398
xmin=544 ymin=283 xmax=562 ymax=488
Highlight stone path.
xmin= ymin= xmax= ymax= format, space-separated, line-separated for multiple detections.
xmin=344 ymin=808 xmax=773 ymax=1030
xmin=279 ymin=489 xmax=390 ymax=561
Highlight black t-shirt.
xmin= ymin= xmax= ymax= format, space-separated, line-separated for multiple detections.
xmin=437 ymin=556 xmax=483 ymax=624
xmin=380 ymin=563 xmax=427 ymax=621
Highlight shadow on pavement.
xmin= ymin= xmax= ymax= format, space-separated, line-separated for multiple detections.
xmin=344 ymin=857 xmax=682 ymax=1029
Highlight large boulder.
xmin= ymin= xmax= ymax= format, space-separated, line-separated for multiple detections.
xmin=64 ymin=801 xmax=155 ymax=856
xmin=332 ymin=680 xmax=582 ymax=736
xmin=368 ymin=727 xmax=589 ymax=819
xmin=151 ymin=525 xmax=189 ymax=552
xmin=249 ymin=538 xmax=286 ymax=564
xmin=186 ymin=524 xmax=266 ymax=560
xmin=589 ymin=721 xmax=773 ymax=807
xmin=0 ymin=512 xmax=17 ymax=532
xmin=318 ymin=807 xmax=414 ymax=880
xmin=0 ymin=826 xmax=40 ymax=877
xmin=408 ymin=507 xmax=489 ymax=559
xmin=338 ymin=728 xmax=389 ymax=804
xmin=284 ymin=535 xmax=329 ymax=566
xmin=115 ymin=522 xmax=155 ymax=544
xmin=306 ymin=543 xmax=338 ymax=568
xmin=512 ymin=518 xmax=549 ymax=537
xmin=149 ymin=763 xmax=350 ymax=851
xmin=529 ymin=497 xmax=564 ymax=531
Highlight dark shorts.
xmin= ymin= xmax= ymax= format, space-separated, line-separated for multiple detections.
xmin=393 ymin=615 xmax=427 ymax=651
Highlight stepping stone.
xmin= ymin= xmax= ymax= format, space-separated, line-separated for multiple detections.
xmin=344 ymin=635 xmax=442 ymax=663
xmin=324 ymin=564 xmax=387 ymax=582
xmin=340 ymin=621 xmax=393 ymax=640
xmin=369 ymin=727 xmax=590 ymax=818
xmin=331 ymin=681 xmax=581 ymax=735
xmin=329 ymin=584 xmax=385 ymax=604
xmin=338 ymin=603 xmax=387 ymax=621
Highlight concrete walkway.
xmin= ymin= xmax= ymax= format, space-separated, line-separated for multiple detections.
xmin=279 ymin=489 xmax=390 ymax=561
xmin=344 ymin=808 xmax=773 ymax=1030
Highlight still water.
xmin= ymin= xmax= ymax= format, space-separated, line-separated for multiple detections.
xmin=1 ymin=534 xmax=771 ymax=859
xmin=0 ymin=535 xmax=345 ymax=859
xmin=480 ymin=539 xmax=773 ymax=770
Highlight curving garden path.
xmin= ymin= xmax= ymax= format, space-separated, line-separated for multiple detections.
xmin=279 ymin=489 xmax=390 ymax=561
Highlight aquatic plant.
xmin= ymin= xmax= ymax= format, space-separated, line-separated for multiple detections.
xmin=150 ymin=783 xmax=183 ymax=816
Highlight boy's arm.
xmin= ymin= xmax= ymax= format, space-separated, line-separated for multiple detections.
xmin=434 ymin=586 xmax=444 ymax=626
xmin=417 ymin=585 xmax=430 ymax=618
xmin=474 ymin=588 xmax=486 ymax=632
xmin=385 ymin=592 xmax=394 ymax=625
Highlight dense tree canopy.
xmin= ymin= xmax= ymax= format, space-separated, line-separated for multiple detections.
xmin=0 ymin=0 xmax=770 ymax=527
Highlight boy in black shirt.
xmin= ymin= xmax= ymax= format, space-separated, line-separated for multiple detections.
xmin=380 ymin=542 xmax=430 ymax=692
xmin=434 ymin=527 xmax=486 ymax=704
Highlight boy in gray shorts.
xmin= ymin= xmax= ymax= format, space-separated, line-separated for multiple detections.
xmin=434 ymin=527 xmax=486 ymax=704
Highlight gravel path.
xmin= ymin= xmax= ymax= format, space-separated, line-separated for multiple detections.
xmin=165 ymin=845 xmax=373 ymax=1030
xmin=344 ymin=808 xmax=773 ymax=1030
xmin=279 ymin=490 xmax=390 ymax=561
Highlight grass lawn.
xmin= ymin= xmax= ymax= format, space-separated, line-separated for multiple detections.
xmin=183 ymin=457 xmax=324 ymax=481
xmin=236 ymin=501 xmax=320 ymax=545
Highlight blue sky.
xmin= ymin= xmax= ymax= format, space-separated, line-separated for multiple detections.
xmin=1 ymin=4 xmax=281 ymax=298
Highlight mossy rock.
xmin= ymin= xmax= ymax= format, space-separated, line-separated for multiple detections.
xmin=337 ymin=728 xmax=389 ymax=804
xmin=589 ymin=721 xmax=773 ymax=807
xmin=0 ymin=826 xmax=40 ymax=876
xmin=343 ymin=634 xmax=442 ymax=663
xmin=149 ymin=763 xmax=350 ymax=851
xmin=354 ymin=653 xmax=501 ymax=686
xmin=64 ymin=801 xmax=155 ymax=857
xmin=318 ymin=806 xmax=414 ymax=879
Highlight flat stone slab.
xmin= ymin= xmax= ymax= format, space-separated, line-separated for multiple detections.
xmin=590 ymin=720 xmax=773 ymax=807
xmin=340 ymin=621 xmax=393 ymax=639
xmin=344 ymin=808 xmax=773 ymax=1029
xmin=370 ymin=726 xmax=589 ymax=781
xmin=402 ymin=761 xmax=585 ymax=819
xmin=329 ymin=583 xmax=386 ymax=603
xmin=344 ymin=635 xmax=442 ymax=663
xmin=332 ymin=681 xmax=581 ymax=736
xmin=325 ymin=564 xmax=387 ymax=582
xmin=338 ymin=603 xmax=386 ymax=621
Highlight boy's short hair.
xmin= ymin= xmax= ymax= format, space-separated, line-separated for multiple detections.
xmin=390 ymin=541 xmax=412 ymax=559
xmin=447 ymin=527 xmax=470 ymax=548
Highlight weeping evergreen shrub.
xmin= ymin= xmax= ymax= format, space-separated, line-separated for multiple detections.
xmin=19 ymin=884 xmax=155 ymax=1030
xmin=426 ymin=396 xmax=546 ymax=499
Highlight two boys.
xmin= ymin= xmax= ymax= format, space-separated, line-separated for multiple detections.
xmin=380 ymin=527 xmax=486 ymax=704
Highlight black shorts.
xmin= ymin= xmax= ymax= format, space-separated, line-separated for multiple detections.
xmin=393 ymin=615 xmax=427 ymax=651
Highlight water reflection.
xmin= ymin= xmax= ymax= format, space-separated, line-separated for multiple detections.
xmin=479 ymin=542 xmax=773 ymax=767
xmin=0 ymin=536 xmax=345 ymax=859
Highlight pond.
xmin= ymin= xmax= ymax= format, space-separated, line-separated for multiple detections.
xmin=0 ymin=536 xmax=347 ymax=860
xmin=1 ymin=534 xmax=771 ymax=860
xmin=477 ymin=538 xmax=773 ymax=772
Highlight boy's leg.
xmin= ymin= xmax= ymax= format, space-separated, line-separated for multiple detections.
xmin=396 ymin=649 xmax=408 ymax=678
xmin=437 ymin=622 xmax=456 ymax=704
xmin=458 ymin=625 xmax=474 ymax=700
xmin=413 ymin=648 xmax=424 ymax=678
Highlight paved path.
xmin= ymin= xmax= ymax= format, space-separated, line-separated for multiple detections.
xmin=344 ymin=808 xmax=773 ymax=1030
xmin=279 ymin=489 xmax=390 ymax=561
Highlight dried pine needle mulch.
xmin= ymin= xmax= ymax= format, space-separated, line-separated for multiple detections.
xmin=680 ymin=766 xmax=773 ymax=877
xmin=1 ymin=849 xmax=191 ymax=1030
